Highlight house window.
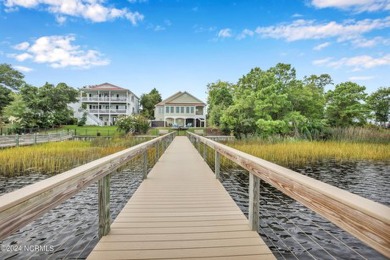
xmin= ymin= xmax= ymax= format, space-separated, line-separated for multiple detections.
xmin=186 ymin=107 xmax=189 ymax=113
xmin=131 ymin=95 xmax=134 ymax=102
xmin=166 ymin=107 xmax=169 ymax=113
xmin=176 ymin=107 xmax=179 ymax=113
xmin=190 ymin=107 xmax=194 ymax=114
xmin=170 ymin=107 xmax=174 ymax=113
xmin=181 ymin=107 xmax=184 ymax=113
xmin=159 ymin=107 xmax=163 ymax=114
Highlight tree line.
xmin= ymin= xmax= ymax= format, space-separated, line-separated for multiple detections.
xmin=2 ymin=62 xmax=388 ymax=137
xmin=207 ymin=63 xmax=389 ymax=139
xmin=0 ymin=63 xmax=162 ymax=131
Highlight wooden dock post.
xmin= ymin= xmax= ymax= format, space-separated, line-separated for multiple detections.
xmin=98 ymin=174 xmax=111 ymax=238
xmin=249 ymin=173 xmax=260 ymax=231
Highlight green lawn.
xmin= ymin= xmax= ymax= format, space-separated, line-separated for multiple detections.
xmin=59 ymin=125 xmax=205 ymax=136
xmin=61 ymin=125 xmax=119 ymax=136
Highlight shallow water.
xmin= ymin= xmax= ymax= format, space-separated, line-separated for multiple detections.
xmin=219 ymin=160 xmax=389 ymax=260
xmin=0 ymin=162 xmax=143 ymax=260
xmin=0 ymin=159 xmax=388 ymax=259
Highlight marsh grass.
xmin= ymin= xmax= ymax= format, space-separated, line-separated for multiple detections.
xmin=329 ymin=127 xmax=390 ymax=143
xmin=0 ymin=138 xmax=148 ymax=176
xmin=226 ymin=140 xmax=390 ymax=167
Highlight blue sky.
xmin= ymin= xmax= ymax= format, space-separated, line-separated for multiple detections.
xmin=0 ymin=0 xmax=389 ymax=102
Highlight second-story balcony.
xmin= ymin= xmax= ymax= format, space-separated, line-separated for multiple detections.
xmin=81 ymin=97 xmax=128 ymax=102
xmin=89 ymin=109 xmax=127 ymax=114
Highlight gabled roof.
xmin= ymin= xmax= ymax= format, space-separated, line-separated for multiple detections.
xmin=81 ymin=83 xmax=139 ymax=98
xmin=156 ymin=91 xmax=206 ymax=106
xmin=83 ymin=82 xmax=127 ymax=91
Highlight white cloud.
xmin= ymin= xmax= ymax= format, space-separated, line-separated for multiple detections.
xmin=351 ymin=36 xmax=390 ymax=47
xmin=313 ymin=41 xmax=331 ymax=50
xmin=194 ymin=25 xmax=216 ymax=33
xmin=15 ymin=52 xmax=33 ymax=61
xmin=313 ymin=57 xmax=334 ymax=65
xmin=237 ymin=29 xmax=254 ymax=40
xmin=13 ymin=65 xmax=33 ymax=72
xmin=217 ymin=28 xmax=232 ymax=38
xmin=4 ymin=0 xmax=144 ymax=24
xmin=349 ymin=76 xmax=375 ymax=81
xmin=313 ymin=54 xmax=390 ymax=70
xmin=292 ymin=13 xmax=303 ymax=18
xmin=255 ymin=17 xmax=390 ymax=42
xmin=13 ymin=41 xmax=29 ymax=50
xmin=153 ymin=25 xmax=165 ymax=31
xmin=55 ymin=15 xmax=67 ymax=25
xmin=12 ymin=35 xmax=110 ymax=69
xmin=311 ymin=0 xmax=390 ymax=12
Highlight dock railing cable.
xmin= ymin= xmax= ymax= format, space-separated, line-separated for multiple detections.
xmin=0 ymin=132 xmax=176 ymax=241
xmin=187 ymin=132 xmax=390 ymax=258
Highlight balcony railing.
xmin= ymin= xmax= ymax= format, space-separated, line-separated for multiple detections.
xmin=81 ymin=97 xmax=128 ymax=102
xmin=89 ymin=109 xmax=127 ymax=114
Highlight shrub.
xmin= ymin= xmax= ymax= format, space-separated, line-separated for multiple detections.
xmin=116 ymin=114 xmax=150 ymax=134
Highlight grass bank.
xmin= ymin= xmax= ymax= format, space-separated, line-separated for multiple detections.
xmin=0 ymin=137 xmax=150 ymax=176
xmin=62 ymin=125 xmax=119 ymax=136
xmin=225 ymin=141 xmax=390 ymax=167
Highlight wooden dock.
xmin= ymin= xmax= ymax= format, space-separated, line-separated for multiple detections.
xmin=87 ymin=136 xmax=275 ymax=259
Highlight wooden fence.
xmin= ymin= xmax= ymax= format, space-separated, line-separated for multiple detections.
xmin=0 ymin=132 xmax=175 ymax=241
xmin=187 ymin=132 xmax=390 ymax=258
xmin=0 ymin=131 xmax=73 ymax=148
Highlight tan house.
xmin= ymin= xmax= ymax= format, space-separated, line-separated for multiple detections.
xmin=154 ymin=91 xmax=206 ymax=127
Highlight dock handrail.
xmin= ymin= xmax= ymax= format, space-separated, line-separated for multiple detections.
xmin=0 ymin=132 xmax=175 ymax=241
xmin=187 ymin=132 xmax=390 ymax=258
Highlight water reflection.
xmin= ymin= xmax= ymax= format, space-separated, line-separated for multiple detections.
xmin=220 ymin=160 xmax=389 ymax=260
xmin=0 ymin=163 xmax=143 ymax=259
xmin=0 ymin=160 xmax=388 ymax=259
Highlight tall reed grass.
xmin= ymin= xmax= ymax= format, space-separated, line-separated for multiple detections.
xmin=0 ymin=138 xmax=147 ymax=176
xmin=329 ymin=127 xmax=390 ymax=143
xmin=226 ymin=140 xmax=390 ymax=167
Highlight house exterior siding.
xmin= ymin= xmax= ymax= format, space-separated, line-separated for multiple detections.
xmin=154 ymin=91 xmax=206 ymax=127
xmin=70 ymin=83 xmax=139 ymax=126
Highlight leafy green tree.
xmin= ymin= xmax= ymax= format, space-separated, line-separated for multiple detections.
xmin=20 ymin=82 xmax=78 ymax=128
xmin=220 ymin=99 xmax=257 ymax=138
xmin=326 ymin=82 xmax=368 ymax=127
xmin=206 ymin=81 xmax=233 ymax=128
xmin=3 ymin=93 xmax=27 ymax=124
xmin=140 ymin=88 xmax=162 ymax=119
xmin=0 ymin=64 xmax=25 ymax=120
xmin=0 ymin=64 xmax=25 ymax=90
xmin=303 ymin=74 xmax=333 ymax=91
xmin=116 ymin=114 xmax=149 ymax=134
xmin=0 ymin=86 xmax=13 ymax=119
xmin=367 ymin=87 xmax=389 ymax=126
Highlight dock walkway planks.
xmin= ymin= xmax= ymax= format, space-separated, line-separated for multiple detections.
xmin=87 ymin=136 xmax=275 ymax=259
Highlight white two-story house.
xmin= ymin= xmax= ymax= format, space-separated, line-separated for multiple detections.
xmin=70 ymin=83 xmax=139 ymax=126
xmin=154 ymin=91 xmax=206 ymax=127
